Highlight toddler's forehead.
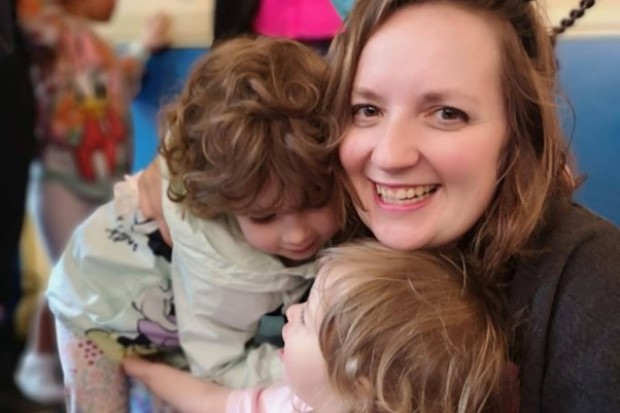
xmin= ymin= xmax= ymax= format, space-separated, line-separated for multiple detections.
xmin=242 ymin=183 xmax=321 ymax=214
xmin=238 ymin=203 xmax=318 ymax=219
xmin=314 ymin=263 xmax=343 ymax=299
xmin=305 ymin=270 xmax=334 ymax=326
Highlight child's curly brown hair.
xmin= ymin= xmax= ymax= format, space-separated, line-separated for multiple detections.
xmin=160 ymin=36 xmax=341 ymax=220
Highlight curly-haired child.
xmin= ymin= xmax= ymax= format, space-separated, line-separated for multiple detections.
xmin=46 ymin=36 xmax=343 ymax=413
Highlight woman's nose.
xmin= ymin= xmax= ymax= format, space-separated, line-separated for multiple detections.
xmin=371 ymin=117 xmax=420 ymax=171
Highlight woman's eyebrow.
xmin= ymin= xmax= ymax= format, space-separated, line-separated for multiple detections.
xmin=352 ymin=87 xmax=479 ymax=107
xmin=416 ymin=90 xmax=479 ymax=107
xmin=350 ymin=87 xmax=382 ymax=101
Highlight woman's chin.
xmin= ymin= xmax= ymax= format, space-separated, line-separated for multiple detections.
xmin=373 ymin=230 xmax=424 ymax=251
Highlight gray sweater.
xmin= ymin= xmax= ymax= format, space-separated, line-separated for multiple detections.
xmin=508 ymin=201 xmax=620 ymax=412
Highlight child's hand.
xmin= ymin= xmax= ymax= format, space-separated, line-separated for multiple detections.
xmin=122 ymin=356 xmax=155 ymax=382
xmin=138 ymin=158 xmax=172 ymax=246
xmin=122 ymin=357 xmax=230 ymax=413
xmin=141 ymin=11 xmax=172 ymax=53
xmin=122 ymin=356 xmax=147 ymax=379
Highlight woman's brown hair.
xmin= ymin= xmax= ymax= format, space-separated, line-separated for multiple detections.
xmin=324 ymin=0 xmax=578 ymax=277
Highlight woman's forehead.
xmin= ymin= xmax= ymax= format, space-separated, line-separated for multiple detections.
xmin=353 ymin=3 xmax=504 ymax=104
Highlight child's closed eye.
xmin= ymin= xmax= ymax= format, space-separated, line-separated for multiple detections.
xmin=249 ymin=213 xmax=277 ymax=224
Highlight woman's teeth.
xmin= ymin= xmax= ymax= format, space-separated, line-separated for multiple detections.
xmin=376 ymin=184 xmax=437 ymax=204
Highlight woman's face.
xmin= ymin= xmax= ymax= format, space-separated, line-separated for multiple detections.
xmin=339 ymin=3 xmax=508 ymax=251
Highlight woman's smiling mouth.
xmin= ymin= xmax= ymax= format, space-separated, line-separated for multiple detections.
xmin=375 ymin=183 xmax=439 ymax=205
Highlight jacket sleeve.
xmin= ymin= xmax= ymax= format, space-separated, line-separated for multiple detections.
xmin=171 ymin=247 xmax=284 ymax=388
xmin=540 ymin=225 xmax=620 ymax=412
xmin=46 ymin=176 xmax=168 ymax=341
xmin=165 ymin=203 xmax=310 ymax=388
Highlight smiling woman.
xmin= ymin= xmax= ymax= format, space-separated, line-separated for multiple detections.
xmin=339 ymin=3 xmax=507 ymax=251
xmin=328 ymin=0 xmax=620 ymax=227
xmin=324 ymin=0 xmax=620 ymax=411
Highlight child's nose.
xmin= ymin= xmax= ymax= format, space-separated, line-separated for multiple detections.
xmin=281 ymin=215 xmax=311 ymax=244
xmin=285 ymin=303 xmax=299 ymax=321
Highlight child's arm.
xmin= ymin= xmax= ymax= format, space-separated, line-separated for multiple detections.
xmin=137 ymin=157 xmax=172 ymax=246
xmin=123 ymin=357 xmax=230 ymax=413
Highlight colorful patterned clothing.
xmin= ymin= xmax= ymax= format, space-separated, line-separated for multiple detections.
xmin=19 ymin=0 xmax=145 ymax=201
xmin=48 ymin=170 xmax=316 ymax=388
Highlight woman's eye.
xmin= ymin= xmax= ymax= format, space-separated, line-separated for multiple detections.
xmin=351 ymin=104 xmax=382 ymax=127
xmin=249 ymin=214 xmax=276 ymax=224
xmin=352 ymin=104 xmax=380 ymax=118
xmin=436 ymin=106 xmax=469 ymax=122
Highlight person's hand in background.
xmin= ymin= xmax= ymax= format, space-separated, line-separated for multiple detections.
xmin=141 ymin=11 xmax=172 ymax=53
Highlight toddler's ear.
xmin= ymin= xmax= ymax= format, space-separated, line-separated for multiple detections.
xmin=339 ymin=359 xmax=374 ymax=412
xmin=346 ymin=376 xmax=374 ymax=412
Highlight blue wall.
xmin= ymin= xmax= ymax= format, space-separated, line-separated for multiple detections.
xmin=556 ymin=37 xmax=620 ymax=226
xmin=131 ymin=39 xmax=620 ymax=226
xmin=130 ymin=48 xmax=207 ymax=171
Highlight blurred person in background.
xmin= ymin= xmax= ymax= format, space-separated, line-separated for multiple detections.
xmin=214 ymin=0 xmax=342 ymax=53
xmin=13 ymin=0 xmax=171 ymax=406
xmin=213 ymin=0 xmax=258 ymax=42
xmin=251 ymin=0 xmax=342 ymax=53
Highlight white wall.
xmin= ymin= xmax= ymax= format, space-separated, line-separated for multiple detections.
xmin=93 ymin=0 xmax=215 ymax=47
xmin=544 ymin=0 xmax=620 ymax=36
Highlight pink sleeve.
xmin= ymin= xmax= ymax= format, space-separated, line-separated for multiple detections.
xmin=226 ymin=383 xmax=310 ymax=413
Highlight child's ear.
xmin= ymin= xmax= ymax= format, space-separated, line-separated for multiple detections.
xmin=337 ymin=356 xmax=374 ymax=410
xmin=355 ymin=376 xmax=372 ymax=393
xmin=347 ymin=375 xmax=374 ymax=411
